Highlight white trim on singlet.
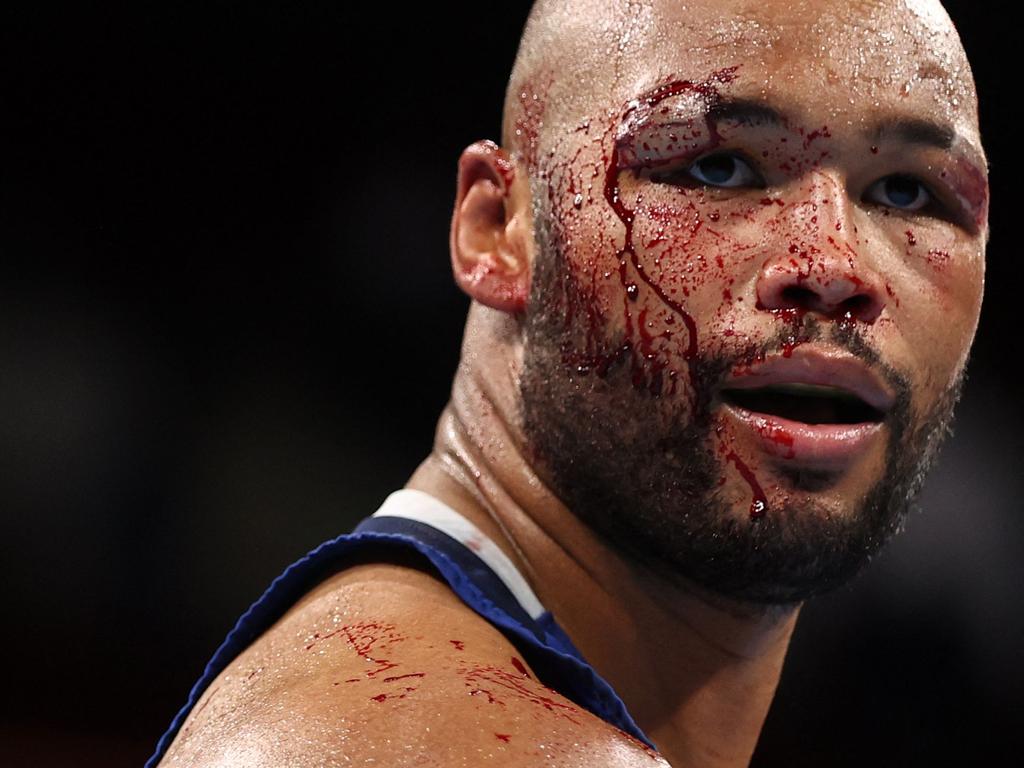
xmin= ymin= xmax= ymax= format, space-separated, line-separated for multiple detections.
xmin=372 ymin=489 xmax=547 ymax=620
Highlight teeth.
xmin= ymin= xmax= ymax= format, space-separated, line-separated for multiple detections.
xmin=752 ymin=383 xmax=862 ymax=402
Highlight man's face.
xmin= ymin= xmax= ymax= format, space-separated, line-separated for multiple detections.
xmin=516 ymin=0 xmax=988 ymax=603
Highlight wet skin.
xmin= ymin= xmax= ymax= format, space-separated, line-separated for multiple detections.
xmin=158 ymin=2 xmax=988 ymax=767
xmin=514 ymin=0 xmax=987 ymax=547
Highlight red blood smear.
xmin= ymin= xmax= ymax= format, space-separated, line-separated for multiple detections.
xmin=602 ymin=67 xmax=739 ymax=403
xmin=725 ymin=450 xmax=768 ymax=519
xmin=370 ymin=693 xmax=388 ymax=703
xmin=462 ymin=663 xmax=582 ymax=724
xmin=382 ymin=673 xmax=426 ymax=683
xmin=511 ymin=657 xmax=531 ymax=678
xmin=306 ymin=621 xmax=404 ymax=679
xmin=905 ymin=229 xmax=917 ymax=246
xmin=449 ymin=639 xmax=465 ymax=651
xmin=495 ymin=733 xmax=512 ymax=743
xmin=755 ymin=421 xmax=796 ymax=458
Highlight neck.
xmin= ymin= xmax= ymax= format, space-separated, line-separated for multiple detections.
xmin=407 ymin=305 xmax=800 ymax=768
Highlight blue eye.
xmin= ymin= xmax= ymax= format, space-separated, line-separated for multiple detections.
xmin=650 ymin=151 xmax=763 ymax=188
xmin=866 ymin=174 xmax=931 ymax=211
xmin=687 ymin=152 xmax=761 ymax=188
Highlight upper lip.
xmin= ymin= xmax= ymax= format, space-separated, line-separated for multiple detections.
xmin=716 ymin=348 xmax=897 ymax=415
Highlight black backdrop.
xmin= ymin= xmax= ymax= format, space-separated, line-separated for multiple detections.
xmin=1 ymin=2 xmax=1020 ymax=766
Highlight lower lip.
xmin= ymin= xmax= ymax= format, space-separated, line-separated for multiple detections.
xmin=723 ymin=404 xmax=886 ymax=468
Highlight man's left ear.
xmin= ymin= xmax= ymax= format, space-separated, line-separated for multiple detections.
xmin=449 ymin=140 xmax=532 ymax=313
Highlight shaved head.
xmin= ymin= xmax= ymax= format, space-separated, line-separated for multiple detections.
xmin=503 ymin=0 xmax=981 ymax=175
xmin=498 ymin=0 xmax=987 ymax=603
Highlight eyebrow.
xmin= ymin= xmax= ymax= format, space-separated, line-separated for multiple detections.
xmin=705 ymin=97 xmax=785 ymax=127
xmin=643 ymin=95 xmax=986 ymax=170
xmin=869 ymin=117 xmax=955 ymax=152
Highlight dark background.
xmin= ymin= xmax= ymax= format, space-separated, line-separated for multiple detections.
xmin=1 ymin=2 xmax=1019 ymax=766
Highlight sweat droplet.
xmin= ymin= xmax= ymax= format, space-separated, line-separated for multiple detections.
xmin=573 ymin=193 xmax=583 ymax=208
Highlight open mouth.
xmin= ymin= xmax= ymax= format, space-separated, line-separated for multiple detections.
xmin=720 ymin=383 xmax=885 ymax=425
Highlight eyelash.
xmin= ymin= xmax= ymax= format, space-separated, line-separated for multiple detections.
xmin=647 ymin=150 xmax=960 ymax=225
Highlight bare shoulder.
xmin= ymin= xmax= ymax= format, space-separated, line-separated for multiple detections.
xmin=159 ymin=558 xmax=667 ymax=767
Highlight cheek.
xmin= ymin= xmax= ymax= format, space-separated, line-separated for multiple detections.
xmin=892 ymin=230 xmax=984 ymax=378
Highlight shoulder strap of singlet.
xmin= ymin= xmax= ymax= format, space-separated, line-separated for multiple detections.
xmin=145 ymin=491 xmax=655 ymax=767
xmin=353 ymin=490 xmax=653 ymax=748
xmin=365 ymin=489 xmax=547 ymax=619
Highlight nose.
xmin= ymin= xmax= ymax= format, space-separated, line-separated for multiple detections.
xmin=756 ymin=257 xmax=886 ymax=322
xmin=755 ymin=179 xmax=887 ymax=324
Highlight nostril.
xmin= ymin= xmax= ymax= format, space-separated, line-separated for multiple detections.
xmin=781 ymin=285 xmax=818 ymax=308
xmin=839 ymin=294 xmax=872 ymax=315
xmin=757 ymin=258 xmax=886 ymax=322
xmin=840 ymin=294 xmax=875 ymax=320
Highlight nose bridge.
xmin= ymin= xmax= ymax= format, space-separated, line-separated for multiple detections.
xmin=807 ymin=168 xmax=854 ymax=236
xmin=755 ymin=168 xmax=886 ymax=323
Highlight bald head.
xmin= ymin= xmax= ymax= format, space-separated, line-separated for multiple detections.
xmin=502 ymin=0 xmax=982 ymax=182
xmin=478 ymin=0 xmax=990 ymax=602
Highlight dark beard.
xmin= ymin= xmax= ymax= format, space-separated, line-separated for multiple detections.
xmin=519 ymin=208 xmax=965 ymax=606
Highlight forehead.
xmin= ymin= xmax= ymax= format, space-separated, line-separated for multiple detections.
xmin=535 ymin=0 xmax=981 ymax=151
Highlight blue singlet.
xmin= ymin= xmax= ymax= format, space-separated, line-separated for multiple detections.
xmin=146 ymin=489 xmax=655 ymax=765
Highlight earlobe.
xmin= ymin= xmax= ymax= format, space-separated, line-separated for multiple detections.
xmin=450 ymin=140 xmax=531 ymax=313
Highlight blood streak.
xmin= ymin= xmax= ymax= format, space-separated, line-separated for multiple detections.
xmin=600 ymin=67 xmax=740 ymax=405
xmin=510 ymin=657 xmax=531 ymax=677
xmin=449 ymin=639 xmax=465 ymax=651
xmin=598 ymin=66 xmax=783 ymax=517
xmin=593 ymin=67 xmax=745 ymax=409
xmin=725 ymin=450 xmax=768 ymax=519
xmin=495 ymin=733 xmax=512 ymax=743
xmin=461 ymin=662 xmax=582 ymax=724
xmin=307 ymin=620 xmax=424 ymax=697
xmin=382 ymin=673 xmax=426 ymax=683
